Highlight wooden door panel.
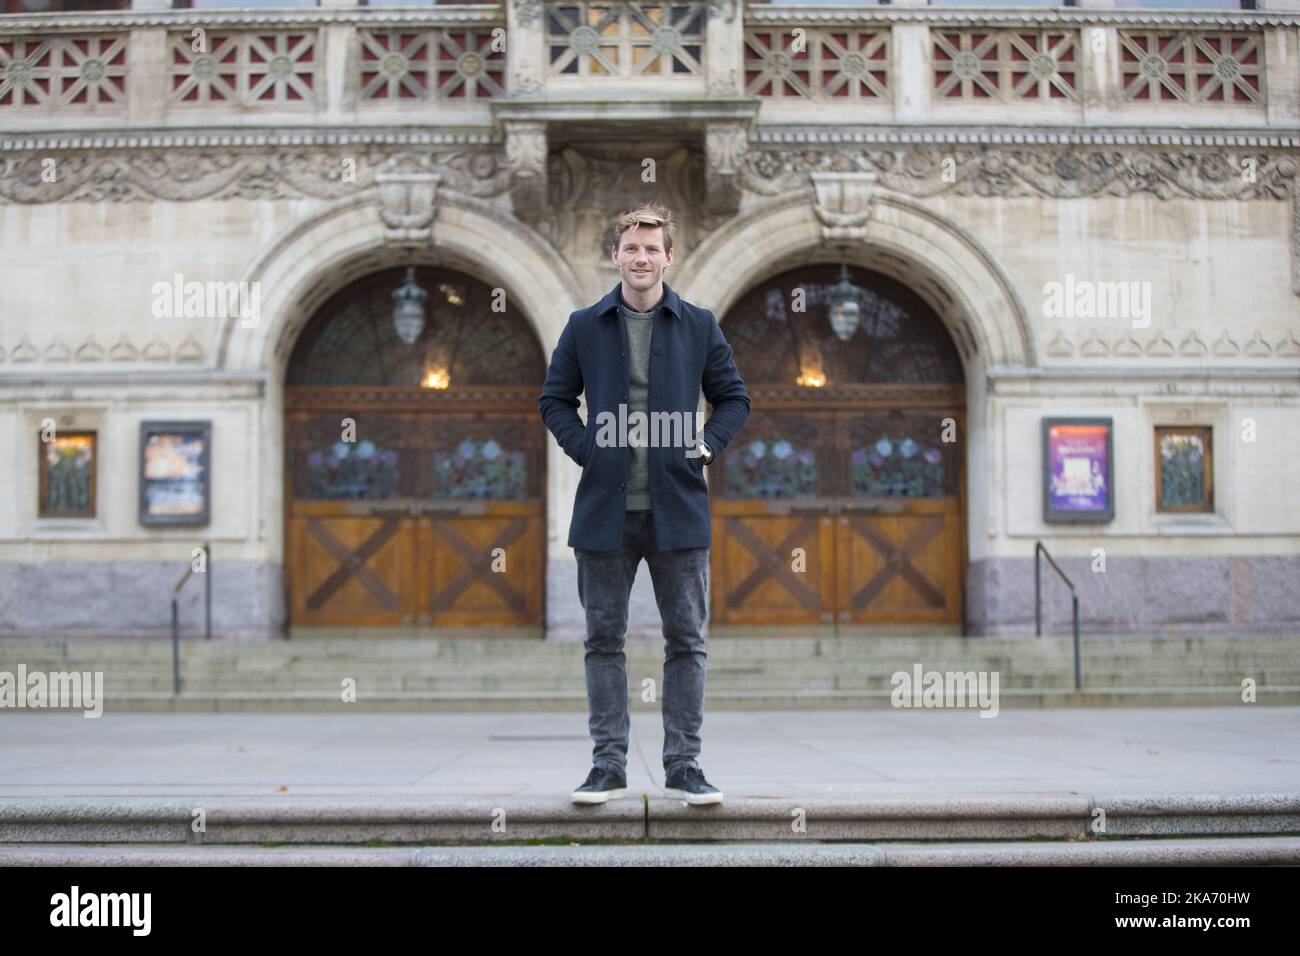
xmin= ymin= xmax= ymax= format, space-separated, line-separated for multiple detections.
xmin=416 ymin=504 xmax=543 ymax=628
xmin=289 ymin=513 xmax=417 ymax=626
xmin=835 ymin=503 xmax=962 ymax=623
xmin=709 ymin=503 xmax=836 ymax=627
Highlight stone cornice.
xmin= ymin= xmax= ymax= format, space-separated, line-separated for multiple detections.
xmin=756 ymin=127 xmax=1300 ymax=150
xmin=0 ymin=128 xmax=501 ymax=154
xmin=746 ymin=7 xmax=1300 ymax=30
xmin=1 ymin=6 xmax=1296 ymax=34
xmin=0 ymin=7 xmax=503 ymax=34
xmin=3 ymin=124 xmax=1295 ymax=156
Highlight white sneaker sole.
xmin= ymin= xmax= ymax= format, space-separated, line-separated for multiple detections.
xmin=663 ymin=787 xmax=724 ymax=805
xmin=571 ymin=788 xmax=628 ymax=804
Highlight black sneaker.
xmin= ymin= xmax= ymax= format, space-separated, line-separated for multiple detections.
xmin=663 ymin=765 xmax=724 ymax=805
xmin=571 ymin=765 xmax=628 ymax=804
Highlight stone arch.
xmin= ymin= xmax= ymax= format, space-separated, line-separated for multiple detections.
xmin=216 ymin=191 xmax=584 ymax=568
xmin=672 ymin=188 xmax=1036 ymax=371
xmin=215 ymin=192 xmax=584 ymax=376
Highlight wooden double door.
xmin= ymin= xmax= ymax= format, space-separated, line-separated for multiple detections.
xmin=284 ymin=391 xmax=545 ymax=634
xmin=708 ymin=390 xmax=966 ymax=631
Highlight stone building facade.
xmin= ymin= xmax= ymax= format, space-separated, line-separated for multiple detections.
xmin=2 ymin=0 xmax=1298 ymax=641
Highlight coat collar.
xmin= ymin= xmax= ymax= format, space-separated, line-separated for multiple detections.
xmin=597 ymin=280 xmax=682 ymax=320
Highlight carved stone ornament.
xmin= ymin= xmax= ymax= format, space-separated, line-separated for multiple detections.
xmin=374 ymin=152 xmax=443 ymax=247
xmin=810 ymin=171 xmax=878 ymax=242
xmin=705 ymin=122 xmax=747 ymax=218
xmin=504 ymin=120 xmax=548 ymax=223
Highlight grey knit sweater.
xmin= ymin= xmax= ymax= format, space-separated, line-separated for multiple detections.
xmin=618 ymin=294 xmax=656 ymax=511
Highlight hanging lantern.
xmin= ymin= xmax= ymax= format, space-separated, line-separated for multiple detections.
xmin=391 ymin=266 xmax=428 ymax=345
xmin=827 ymin=259 xmax=861 ymax=341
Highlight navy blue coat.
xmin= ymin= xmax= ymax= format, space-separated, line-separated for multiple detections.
xmin=538 ymin=281 xmax=751 ymax=551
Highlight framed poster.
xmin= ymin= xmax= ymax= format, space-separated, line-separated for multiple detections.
xmin=1042 ymin=417 xmax=1114 ymax=523
xmin=39 ymin=430 xmax=97 ymax=518
xmin=140 ymin=421 xmax=211 ymax=526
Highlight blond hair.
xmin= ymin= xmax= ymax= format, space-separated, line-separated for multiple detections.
xmin=611 ymin=202 xmax=676 ymax=257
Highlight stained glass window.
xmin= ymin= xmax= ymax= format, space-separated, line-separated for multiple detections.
xmin=39 ymin=431 xmax=96 ymax=517
xmin=722 ymin=434 xmax=819 ymax=499
xmin=1156 ymin=426 xmax=1213 ymax=512
xmin=287 ymin=266 xmax=546 ymax=388
xmin=306 ymin=439 xmax=402 ymax=501
xmin=721 ymin=264 xmax=964 ymax=388
xmin=434 ymin=435 xmax=528 ymax=500
xmin=847 ymin=413 xmax=959 ymax=499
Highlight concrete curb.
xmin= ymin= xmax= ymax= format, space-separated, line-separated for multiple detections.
xmin=2 ymin=792 xmax=1297 ymax=844
xmin=3 ymin=837 xmax=1299 ymax=866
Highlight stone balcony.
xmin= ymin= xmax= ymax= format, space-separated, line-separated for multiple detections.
xmin=0 ymin=1 xmax=1297 ymax=138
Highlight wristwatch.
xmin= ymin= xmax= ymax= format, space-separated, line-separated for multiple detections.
xmin=697 ymin=438 xmax=714 ymax=465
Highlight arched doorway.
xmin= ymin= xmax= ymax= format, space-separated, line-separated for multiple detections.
xmin=283 ymin=265 xmax=548 ymax=637
xmin=710 ymin=264 xmax=967 ymax=635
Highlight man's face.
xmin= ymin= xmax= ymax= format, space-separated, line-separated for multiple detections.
xmin=613 ymin=225 xmax=672 ymax=291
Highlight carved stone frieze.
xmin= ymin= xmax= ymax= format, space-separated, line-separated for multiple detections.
xmin=742 ymin=145 xmax=1300 ymax=292
xmin=0 ymin=146 xmax=511 ymax=204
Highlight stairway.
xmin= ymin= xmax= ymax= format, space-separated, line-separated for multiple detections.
xmin=1 ymin=635 xmax=1297 ymax=712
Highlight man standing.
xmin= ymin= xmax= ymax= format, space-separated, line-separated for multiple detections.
xmin=538 ymin=202 xmax=750 ymax=806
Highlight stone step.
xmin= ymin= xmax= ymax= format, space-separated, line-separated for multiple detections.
xmin=3 ymin=793 xmax=1297 ymax=845
xmin=32 ymin=686 xmax=1300 ymax=712
xmin=50 ymin=671 xmax=1300 ymax=693
xmin=3 ymin=836 xmax=1299 ymax=866
xmin=4 ymin=637 xmax=1297 ymax=661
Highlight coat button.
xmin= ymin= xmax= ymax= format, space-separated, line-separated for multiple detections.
xmin=618 ymin=483 xmax=625 ymax=491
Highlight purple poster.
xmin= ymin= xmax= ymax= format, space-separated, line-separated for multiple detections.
xmin=1045 ymin=422 xmax=1111 ymax=517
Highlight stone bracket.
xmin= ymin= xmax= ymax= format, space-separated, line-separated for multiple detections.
xmin=504 ymin=120 xmax=549 ymax=224
xmin=704 ymin=122 xmax=748 ymax=218
xmin=811 ymin=171 xmax=879 ymax=242
xmin=374 ymin=152 xmax=443 ymax=248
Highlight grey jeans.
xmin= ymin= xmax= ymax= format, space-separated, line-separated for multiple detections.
xmin=575 ymin=509 xmax=710 ymax=776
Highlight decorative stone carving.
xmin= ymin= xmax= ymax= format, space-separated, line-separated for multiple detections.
xmin=1277 ymin=330 xmax=1300 ymax=357
xmin=11 ymin=338 xmax=37 ymax=362
xmin=513 ymin=0 xmax=544 ymax=28
xmin=810 ymin=171 xmax=878 ymax=242
xmin=1079 ymin=331 xmax=1109 ymax=357
xmin=176 ymin=335 xmax=204 ymax=362
xmin=109 ymin=337 xmax=138 ymax=361
xmin=708 ymin=0 xmax=737 ymax=26
xmin=1242 ymin=330 xmax=1274 ymax=356
xmin=1144 ymin=332 xmax=1175 ymax=356
xmin=743 ymin=146 xmax=1300 ymax=293
xmin=1210 ymin=331 xmax=1240 ymax=356
xmin=373 ymin=151 xmax=443 ymax=247
xmin=141 ymin=338 xmax=171 ymax=361
xmin=43 ymin=338 xmax=71 ymax=362
xmin=705 ymin=123 xmax=747 ymax=218
xmin=75 ymin=336 xmax=106 ymax=361
xmin=504 ymin=121 xmax=548 ymax=223
xmin=1178 ymin=331 xmax=1209 ymax=356
xmin=509 ymin=72 xmax=543 ymax=99
xmin=1045 ymin=331 xmax=1075 ymax=357
xmin=0 ymin=146 xmax=509 ymax=204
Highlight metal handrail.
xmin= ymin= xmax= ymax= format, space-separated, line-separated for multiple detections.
xmin=169 ymin=541 xmax=212 ymax=694
xmin=1034 ymin=541 xmax=1081 ymax=690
